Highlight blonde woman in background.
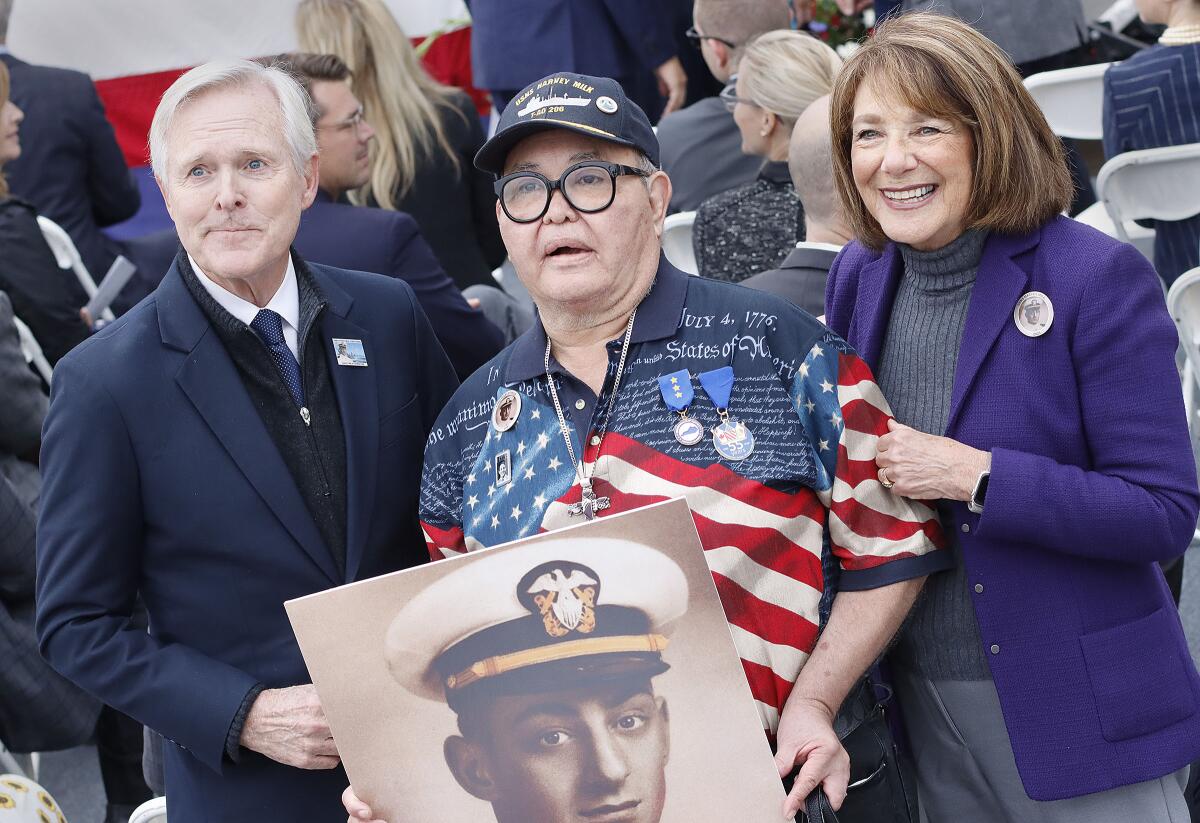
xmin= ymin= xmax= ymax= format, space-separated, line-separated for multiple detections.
xmin=692 ymin=30 xmax=842 ymax=284
xmin=296 ymin=0 xmax=505 ymax=290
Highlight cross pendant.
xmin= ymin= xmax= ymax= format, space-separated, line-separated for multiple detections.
xmin=567 ymin=482 xmax=611 ymax=520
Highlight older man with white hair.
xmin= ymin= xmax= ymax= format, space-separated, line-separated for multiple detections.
xmin=33 ymin=59 xmax=458 ymax=822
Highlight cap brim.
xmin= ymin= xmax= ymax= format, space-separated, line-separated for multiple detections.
xmin=446 ymin=653 xmax=670 ymax=711
xmin=475 ymin=119 xmax=640 ymax=176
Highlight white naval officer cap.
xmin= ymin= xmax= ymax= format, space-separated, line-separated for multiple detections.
xmin=385 ymin=536 xmax=690 ymax=709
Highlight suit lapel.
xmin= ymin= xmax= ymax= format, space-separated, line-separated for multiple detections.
xmin=313 ymin=271 xmax=378 ymax=584
xmin=851 ymin=245 xmax=903 ymax=369
xmin=944 ymin=229 xmax=1038 ymax=433
xmin=159 ymin=264 xmax=341 ymax=584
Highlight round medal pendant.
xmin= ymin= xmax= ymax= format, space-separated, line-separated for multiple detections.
xmin=712 ymin=419 xmax=755 ymax=461
xmin=673 ymin=416 xmax=704 ymax=446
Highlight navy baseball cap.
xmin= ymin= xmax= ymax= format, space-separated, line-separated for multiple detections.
xmin=474 ymin=72 xmax=660 ymax=176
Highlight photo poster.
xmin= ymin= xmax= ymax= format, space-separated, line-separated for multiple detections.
xmin=286 ymin=497 xmax=789 ymax=822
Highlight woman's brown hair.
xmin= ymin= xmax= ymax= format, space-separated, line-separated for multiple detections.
xmin=0 ymin=60 xmax=9 ymax=198
xmin=829 ymin=12 xmax=1072 ymax=250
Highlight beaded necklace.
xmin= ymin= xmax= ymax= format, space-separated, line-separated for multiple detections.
xmin=1160 ymin=23 xmax=1200 ymax=46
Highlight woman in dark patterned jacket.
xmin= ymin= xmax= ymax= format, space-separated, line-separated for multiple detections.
xmin=1102 ymin=0 xmax=1200 ymax=286
xmin=692 ymin=30 xmax=841 ymax=283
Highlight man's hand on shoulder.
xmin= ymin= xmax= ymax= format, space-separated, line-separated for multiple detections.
xmin=774 ymin=696 xmax=850 ymax=818
xmin=239 ymin=684 xmax=340 ymax=770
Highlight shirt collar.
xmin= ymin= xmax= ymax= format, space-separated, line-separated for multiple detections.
xmin=505 ymin=254 xmax=690 ymax=384
xmin=0 ymin=47 xmax=9 ymax=56
xmin=759 ymin=160 xmax=792 ymax=185
xmin=189 ymin=253 xmax=300 ymax=334
xmin=794 ymin=240 xmax=844 ymax=254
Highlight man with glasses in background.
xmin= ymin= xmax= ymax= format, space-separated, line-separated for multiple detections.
xmin=657 ymin=0 xmax=792 ymax=212
xmin=343 ymin=71 xmax=949 ymax=822
xmin=279 ymin=52 xmax=504 ymax=379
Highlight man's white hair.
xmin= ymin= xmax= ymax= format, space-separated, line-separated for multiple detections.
xmin=148 ymin=58 xmax=316 ymax=181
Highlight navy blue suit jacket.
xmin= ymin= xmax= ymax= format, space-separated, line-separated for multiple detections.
xmin=465 ymin=0 xmax=676 ymax=92
xmin=35 ymin=258 xmax=458 ymax=823
xmin=294 ymin=191 xmax=504 ymax=379
xmin=0 ymin=53 xmax=139 ymax=281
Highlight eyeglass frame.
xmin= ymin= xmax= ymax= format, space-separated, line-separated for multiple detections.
xmin=317 ymin=107 xmax=368 ymax=136
xmin=684 ymin=24 xmax=736 ymax=51
xmin=493 ymin=160 xmax=652 ymax=223
xmin=719 ymin=76 xmax=758 ymax=113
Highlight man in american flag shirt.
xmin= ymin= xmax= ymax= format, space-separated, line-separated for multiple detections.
xmin=342 ymin=71 xmax=950 ymax=823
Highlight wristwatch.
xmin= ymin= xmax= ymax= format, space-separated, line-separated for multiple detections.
xmin=967 ymin=470 xmax=990 ymax=514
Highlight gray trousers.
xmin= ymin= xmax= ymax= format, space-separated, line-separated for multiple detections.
xmin=893 ymin=666 xmax=1190 ymax=823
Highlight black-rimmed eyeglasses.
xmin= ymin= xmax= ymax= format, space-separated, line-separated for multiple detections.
xmin=494 ymin=161 xmax=651 ymax=223
xmin=684 ymin=25 xmax=736 ymax=50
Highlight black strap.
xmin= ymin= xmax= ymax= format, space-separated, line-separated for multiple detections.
xmin=804 ymin=787 xmax=840 ymax=823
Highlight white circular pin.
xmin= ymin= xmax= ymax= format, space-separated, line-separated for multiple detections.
xmin=1014 ymin=291 xmax=1053 ymax=338
xmin=596 ymin=96 xmax=619 ymax=114
xmin=492 ymin=389 xmax=522 ymax=432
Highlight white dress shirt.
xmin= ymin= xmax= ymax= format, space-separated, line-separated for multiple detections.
xmin=190 ymin=254 xmax=301 ymax=360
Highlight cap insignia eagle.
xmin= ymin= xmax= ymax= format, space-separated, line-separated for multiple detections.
xmin=522 ymin=563 xmax=599 ymax=637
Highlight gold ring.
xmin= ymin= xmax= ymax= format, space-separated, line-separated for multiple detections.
xmin=878 ymin=467 xmax=895 ymax=489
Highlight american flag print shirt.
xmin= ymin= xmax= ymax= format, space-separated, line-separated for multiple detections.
xmin=420 ymin=261 xmax=949 ymax=734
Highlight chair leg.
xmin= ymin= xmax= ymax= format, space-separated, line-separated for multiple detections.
xmin=0 ymin=744 xmax=25 ymax=777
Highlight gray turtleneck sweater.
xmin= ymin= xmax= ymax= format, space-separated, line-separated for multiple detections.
xmin=876 ymin=229 xmax=992 ymax=681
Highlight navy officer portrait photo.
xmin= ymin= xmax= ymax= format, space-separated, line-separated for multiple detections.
xmin=383 ymin=538 xmax=688 ymax=823
xmin=34 ymin=58 xmax=457 ymax=823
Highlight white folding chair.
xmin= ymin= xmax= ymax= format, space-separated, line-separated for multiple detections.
xmin=1096 ymin=143 xmax=1200 ymax=247
xmin=1168 ymin=267 xmax=1200 ymax=424
xmin=11 ymin=315 xmax=52 ymax=385
xmin=1022 ymin=62 xmax=1113 ymax=141
xmin=0 ymin=743 xmax=38 ymax=782
xmin=128 ymin=796 xmax=168 ymax=823
xmin=1073 ymin=200 xmax=1156 ymax=261
xmin=0 ymin=743 xmax=23 ymax=778
xmin=36 ymin=215 xmax=115 ymax=323
xmin=1166 ymin=267 xmax=1200 ymax=540
xmin=662 ymin=211 xmax=698 ymax=275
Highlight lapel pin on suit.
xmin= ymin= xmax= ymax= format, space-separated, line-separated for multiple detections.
xmin=333 ymin=338 xmax=368 ymax=366
xmin=1014 ymin=291 xmax=1054 ymax=337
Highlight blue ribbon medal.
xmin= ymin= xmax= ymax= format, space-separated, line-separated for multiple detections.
xmin=658 ymin=369 xmax=704 ymax=445
xmin=697 ymin=366 xmax=755 ymax=461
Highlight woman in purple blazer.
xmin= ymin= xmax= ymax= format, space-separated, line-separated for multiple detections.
xmin=824 ymin=13 xmax=1200 ymax=822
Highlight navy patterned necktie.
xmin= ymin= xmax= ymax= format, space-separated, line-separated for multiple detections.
xmin=250 ymin=309 xmax=304 ymax=406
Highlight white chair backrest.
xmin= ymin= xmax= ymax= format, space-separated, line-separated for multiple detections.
xmin=1097 ymin=143 xmax=1200 ymax=243
xmin=36 ymin=215 xmax=117 ymax=323
xmin=1167 ymin=268 xmax=1200 ymax=515
xmin=1168 ymin=266 xmax=1200 ymax=368
xmin=128 ymin=795 xmax=168 ymax=823
xmin=37 ymin=215 xmax=97 ymax=295
xmin=1072 ymin=200 xmax=1156 ymax=261
xmin=1023 ymin=62 xmax=1112 ymax=141
xmin=11 ymin=315 xmax=52 ymax=386
xmin=662 ymin=211 xmax=698 ymax=275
